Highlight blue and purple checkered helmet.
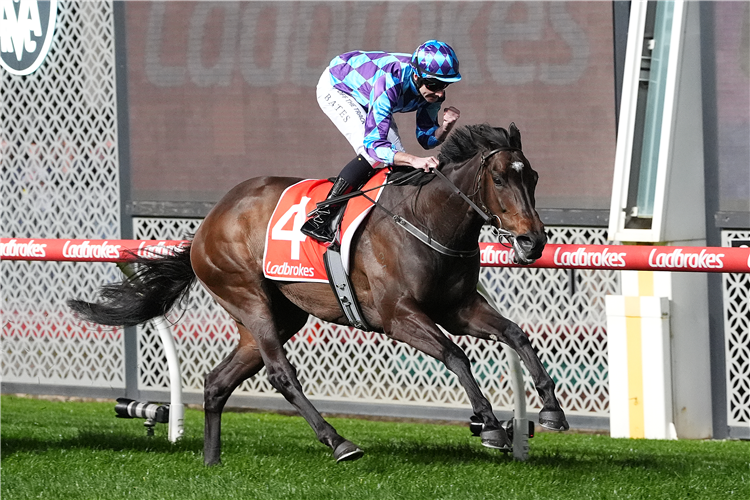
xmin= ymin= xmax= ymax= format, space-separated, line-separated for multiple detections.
xmin=411 ymin=40 xmax=461 ymax=83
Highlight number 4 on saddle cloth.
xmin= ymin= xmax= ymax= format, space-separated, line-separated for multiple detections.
xmin=263 ymin=169 xmax=389 ymax=284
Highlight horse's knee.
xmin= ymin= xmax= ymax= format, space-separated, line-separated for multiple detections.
xmin=499 ymin=322 xmax=533 ymax=351
xmin=444 ymin=342 xmax=470 ymax=370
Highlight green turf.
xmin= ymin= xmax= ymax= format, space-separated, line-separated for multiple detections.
xmin=1 ymin=395 xmax=748 ymax=499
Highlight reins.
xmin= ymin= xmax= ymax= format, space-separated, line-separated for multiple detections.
xmin=313 ymin=147 xmax=521 ymax=257
xmin=361 ymin=190 xmax=480 ymax=258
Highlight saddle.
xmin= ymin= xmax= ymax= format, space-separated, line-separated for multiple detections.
xmin=263 ymin=170 xmax=393 ymax=329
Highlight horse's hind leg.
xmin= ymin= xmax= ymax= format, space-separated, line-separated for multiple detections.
xmin=204 ymin=297 xmax=308 ymax=465
xmin=231 ymin=302 xmax=363 ymax=462
xmin=203 ymin=325 xmax=264 ymax=466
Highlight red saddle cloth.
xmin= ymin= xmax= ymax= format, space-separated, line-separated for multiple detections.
xmin=263 ymin=169 xmax=389 ymax=282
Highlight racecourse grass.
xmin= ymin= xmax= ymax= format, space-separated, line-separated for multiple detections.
xmin=1 ymin=395 xmax=748 ymax=500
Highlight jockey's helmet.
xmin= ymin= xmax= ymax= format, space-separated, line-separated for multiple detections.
xmin=411 ymin=40 xmax=462 ymax=83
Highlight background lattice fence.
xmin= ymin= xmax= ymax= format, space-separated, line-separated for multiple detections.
xmin=134 ymin=219 xmax=617 ymax=418
xmin=1 ymin=1 xmax=123 ymax=388
xmin=721 ymin=231 xmax=750 ymax=429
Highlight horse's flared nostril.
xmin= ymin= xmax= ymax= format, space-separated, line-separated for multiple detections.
xmin=513 ymin=233 xmax=546 ymax=264
xmin=515 ymin=235 xmax=537 ymax=254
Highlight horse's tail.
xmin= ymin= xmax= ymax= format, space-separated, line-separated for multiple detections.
xmin=67 ymin=245 xmax=196 ymax=327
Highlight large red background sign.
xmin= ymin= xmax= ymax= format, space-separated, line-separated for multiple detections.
xmin=124 ymin=1 xmax=617 ymax=210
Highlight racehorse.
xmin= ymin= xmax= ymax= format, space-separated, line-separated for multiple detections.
xmin=69 ymin=123 xmax=568 ymax=465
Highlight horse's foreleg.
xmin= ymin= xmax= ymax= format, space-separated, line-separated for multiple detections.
xmin=444 ymin=294 xmax=569 ymax=432
xmin=383 ymin=299 xmax=509 ymax=449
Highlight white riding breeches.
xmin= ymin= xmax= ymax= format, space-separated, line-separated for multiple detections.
xmin=316 ymin=69 xmax=404 ymax=167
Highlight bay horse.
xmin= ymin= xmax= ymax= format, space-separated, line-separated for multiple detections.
xmin=69 ymin=123 xmax=568 ymax=465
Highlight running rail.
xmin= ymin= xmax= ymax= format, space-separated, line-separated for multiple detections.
xmin=1 ymin=238 xmax=187 ymax=443
xmin=3 ymin=238 xmax=749 ymax=455
xmin=479 ymin=242 xmax=750 ymax=272
xmin=3 ymin=238 xmax=749 ymax=273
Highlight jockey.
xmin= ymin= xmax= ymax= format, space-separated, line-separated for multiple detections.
xmin=301 ymin=40 xmax=462 ymax=244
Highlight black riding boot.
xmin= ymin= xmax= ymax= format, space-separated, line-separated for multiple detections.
xmin=300 ymin=176 xmax=353 ymax=244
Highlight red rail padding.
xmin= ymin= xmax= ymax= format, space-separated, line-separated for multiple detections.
xmin=2 ymin=238 xmax=749 ymax=273
xmin=0 ymin=238 xmax=188 ymax=262
xmin=479 ymin=243 xmax=750 ymax=273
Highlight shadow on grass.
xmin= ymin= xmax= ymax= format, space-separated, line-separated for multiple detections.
xmin=362 ymin=440 xmax=513 ymax=465
xmin=361 ymin=437 xmax=726 ymax=478
xmin=1 ymin=431 xmax=204 ymax=456
xmin=4 ymin=422 xmax=743 ymax=480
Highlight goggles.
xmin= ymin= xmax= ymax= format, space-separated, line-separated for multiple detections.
xmin=419 ymin=78 xmax=450 ymax=92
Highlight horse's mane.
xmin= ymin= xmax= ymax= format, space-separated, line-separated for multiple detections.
xmin=438 ymin=124 xmax=512 ymax=166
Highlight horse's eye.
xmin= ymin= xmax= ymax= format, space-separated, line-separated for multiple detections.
xmin=492 ymin=175 xmax=504 ymax=186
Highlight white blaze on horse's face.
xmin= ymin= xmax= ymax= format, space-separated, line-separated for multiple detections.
xmin=511 ymin=161 xmax=524 ymax=172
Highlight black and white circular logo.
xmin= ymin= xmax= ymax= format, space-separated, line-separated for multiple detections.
xmin=1 ymin=0 xmax=58 ymax=76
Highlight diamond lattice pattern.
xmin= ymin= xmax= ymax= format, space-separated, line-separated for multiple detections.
xmin=1 ymin=1 xmax=123 ymax=387
xmin=722 ymin=231 xmax=750 ymax=427
xmin=135 ymin=219 xmax=617 ymax=417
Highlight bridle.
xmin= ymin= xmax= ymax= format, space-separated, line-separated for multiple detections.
xmin=439 ymin=146 xmax=523 ymax=242
xmin=482 ymin=147 xmax=525 ymax=242
xmin=318 ymin=147 xmax=526 ymax=258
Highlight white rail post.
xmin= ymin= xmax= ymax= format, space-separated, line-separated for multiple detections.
xmin=153 ymin=316 xmax=185 ymax=442
xmin=118 ymin=263 xmax=184 ymax=442
xmin=476 ymin=282 xmax=529 ymax=460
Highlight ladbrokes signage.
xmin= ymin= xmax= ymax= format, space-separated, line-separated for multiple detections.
xmin=0 ymin=238 xmax=188 ymax=262
xmin=478 ymin=243 xmax=750 ymax=273
xmin=124 ymin=1 xmax=618 ymax=207
xmin=0 ymin=0 xmax=57 ymax=75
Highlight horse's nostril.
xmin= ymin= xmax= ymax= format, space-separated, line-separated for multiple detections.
xmin=515 ymin=235 xmax=534 ymax=251
xmin=513 ymin=233 xmax=546 ymax=263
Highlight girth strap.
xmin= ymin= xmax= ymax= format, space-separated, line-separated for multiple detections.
xmin=323 ymin=247 xmax=372 ymax=331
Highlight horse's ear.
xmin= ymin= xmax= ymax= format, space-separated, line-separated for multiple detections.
xmin=509 ymin=122 xmax=522 ymax=150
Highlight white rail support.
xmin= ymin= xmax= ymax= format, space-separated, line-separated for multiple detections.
xmin=477 ymin=282 xmax=529 ymax=461
xmin=508 ymin=349 xmax=529 ymax=460
xmin=118 ymin=263 xmax=184 ymax=442
xmin=153 ymin=316 xmax=185 ymax=443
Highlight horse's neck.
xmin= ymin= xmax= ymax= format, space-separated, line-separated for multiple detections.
xmin=415 ymin=157 xmax=486 ymax=246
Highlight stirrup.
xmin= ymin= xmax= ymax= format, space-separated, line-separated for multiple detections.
xmin=306 ymin=206 xmax=328 ymax=218
xmin=301 ymin=214 xmax=336 ymax=243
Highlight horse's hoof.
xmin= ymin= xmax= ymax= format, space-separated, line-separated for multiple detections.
xmin=204 ymin=447 xmax=222 ymax=467
xmin=333 ymin=440 xmax=364 ymax=462
xmin=539 ymin=410 xmax=569 ymax=431
xmin=480 ymin=427 xmax=511 ymax=451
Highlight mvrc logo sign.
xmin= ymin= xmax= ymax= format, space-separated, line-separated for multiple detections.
xmin=0 ymin=0 xmax=57 ymax=76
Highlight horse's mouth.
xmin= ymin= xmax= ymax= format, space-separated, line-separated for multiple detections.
xmin=513 ymin=252 xmax=537 ymax=266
